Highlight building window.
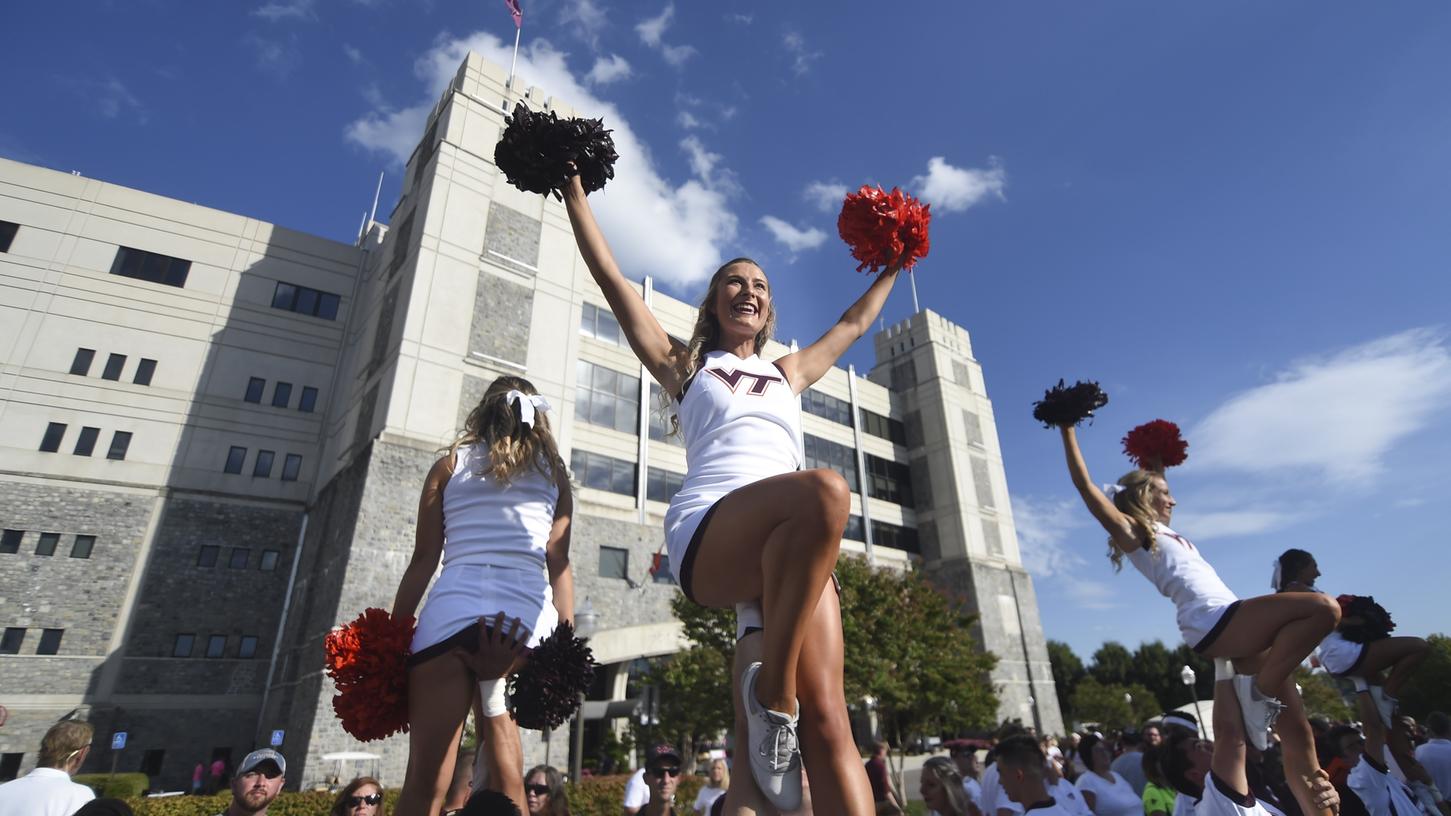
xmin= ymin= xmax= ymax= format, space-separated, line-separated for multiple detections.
xmin=0 ymin=530 xmax=21 ymax=554
xmin=570 ymin=449 xmax=637 ymax=496
xmin=271 ymin=382 xmax=292 ymax=408
xmin=802 ymin=389 xmax=853 ymax=426
xmin=259 ymin=549 xmax=280 ymax=571
xmin=36 ymin=629 xmax=63 ymax=655
xmin=197 ymin=545 xmax=219 ymax=568
xmin=1 ymin=628 xmax=24 ymax=655
xmin=244 ymin=377 xmax=265 ymax=403
xmin=962 ymin=410 xmax=985 ymax=447
xmin=205 ymin=635 xmax=227 ymax=658
xmin=140 ymin=750 xmax=165 ymax=778
xmin=298 ymin=386 xmax=318 ymax=413
xmin=575 ymin=360 xmax=641 ymax=435
xmin=73 ymin=427 xmax=100 ymax=457
xmin=872 ymin=520 xmax=920 ymax=554
xmin=111 ymin=246 xmax=192 ymax=288
xmin=70 ymin=348 xmax=95 ymax=376
xmin=0 ymin=220 xmax=16 ymax=253
xmin=580 ymin=302 xmax=626 ymax=347
xmin=281 ymin=454 xmax=302 ymax=482
xmin=101 ymin=353 xmax=126 ymax=381
xmin=253 ymin=450 xmax=275 ymax=478
xmin=843 ymin=514 xmax=865 ymax=542
xmin=70 ymin=535 xmax=95 ymax=559
xmin=860 ymin=408 xmax=907 ymax=445
xmin=238 ymin=636 xmax=259 ymax=659
xmin=652 ymin=554 xmax=676 ymax=584
xmin=106 ymin=431 xmax=132 ymax=461
xmin=865 ymin=454 xmax=914 ymax=507
xmin=647 ymin=384 xmax=683 ymax=446
xmin=970 ymin=456 xmax=996 ymax=509
xmin=646 ymin=467 xmax=685 ymax=504
xmin=1 ymin=753 xmax=22 ymax=782
xmin=228 ymin=548 xmax=250 ymax=569
xmin=134 ymin=358 xmax=156 ymax=386
xmin=803 ymin=434 xmax=860 ymax=492
xmin=599 ymin=546 xmax=629 ymax=580
xmin=388 ymin=212 xmax=414 ymax=275
xmin=35 ymin=532 xmax=59 ymax=557
xmin=172 ymin=633 xmax=195 ymax=657
xmin=40 ymin=422 xmax=66 ymax=452
xmin=224 ymin=446 xmax=247 ymax=474
xmin=271 ymin=281 xmax=341 ymax=320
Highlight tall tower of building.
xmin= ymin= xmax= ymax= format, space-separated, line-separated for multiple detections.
xmin=869 ymin=311 xmax=1063 ymax=735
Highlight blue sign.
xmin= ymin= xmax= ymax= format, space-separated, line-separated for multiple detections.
xmin=269 ymin=730 xmax=285 ymax=747
xmin=111 ymin=732 xmax=127 ymax=750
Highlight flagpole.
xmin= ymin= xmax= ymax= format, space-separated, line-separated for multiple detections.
xmin=909 ymin=268 xmax=920 ymax=313
xmin=507 ymin=25 xmax=520 ymax=89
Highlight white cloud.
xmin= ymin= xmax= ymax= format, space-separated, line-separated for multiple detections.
xmin=677 ymin=111 xmax=703 ymax=130
xmin=680 ymin=136 xmax=738 ymax=194
xmin=727 ymin=13 xmax=754 ymax=24
xmin=782 ymin=31 xmax=823 ymax=76
xmin=91 ymin=78 xmax=145 ymax=122
xmin=246 ymin=34 xmax=301 ymax=78
xmin=344 ymin=33 xmax=739 ymax=290
xmin=253 ymin=0 xmax=315 ymax=21
xmin=1011 ymin=495 xmax=1090 ymax=579
xmin=759 ymin=216 xmax=826 ymax=253
xmin=343 ymin=44 xmax=365 ymax=65
xmin=585 ymin=54 xmax=632 ymax=85
xmin=661 ymin=43 xmax=698 ymax=67
xmin=559 ymin=0 xmax=607 ymax=48
xmin=1066 ymin=580 xmax=1121 ymax=611
xmin=1169 ymin=508 xmax=1304 ymax=540
xmin=1191 ymin=329 xmax=1451 ymax=482
xmin=636 ymin=4 xmax=674 ymax=47
xmin=910 ymin=156 xmax=1006 ymax=213
xmin=803 ymin=181 xmax=849 ymax=212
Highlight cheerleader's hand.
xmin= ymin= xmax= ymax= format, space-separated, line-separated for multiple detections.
xmin=1305 ymin=770 xmax=1339 ymax=814
xmin=460 ymin=612 xmax=531 ymax=679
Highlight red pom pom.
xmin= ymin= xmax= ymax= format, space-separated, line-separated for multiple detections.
xmin=1121 ymin=420 xmax=1189 ymax=471
xmin=324 ymin=607 xmax=415 ymax=742
xmin=837 ymin=185 xmax=932 ymax=273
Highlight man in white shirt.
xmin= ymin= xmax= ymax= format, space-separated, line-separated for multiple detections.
xmin=625 ymin=767 xmax=650 ymax=814
xmin=0 ymin=719 xmax=96 ymax=816
xmin=1415 ymin=713 xmax=1451 ymax=802
xmin=1348 ymin=690 xmax=1422 ymax=816
xmin=995 ymin=735 xmax=1076 ymax=816
xmin=952 ymin=743 xmax=985 ymax=816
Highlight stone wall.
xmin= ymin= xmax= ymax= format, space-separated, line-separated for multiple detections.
xmin=470 ymin=274 xmax=533 ymax=366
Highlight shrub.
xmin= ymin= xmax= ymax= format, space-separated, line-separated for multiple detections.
xmin=74 ymin=773 xmax=150 ymax=799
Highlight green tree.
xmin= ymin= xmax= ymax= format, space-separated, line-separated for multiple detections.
xmin=1169 ymin=643 xmax=1215 ymax=705
xmin=1090 ymin=642 xmax=1134 ymax=687
xmin=1048 ymin=640 xmax=1086 ymax=725
xmin=637 ymin=596 xmax=738 ymax=770
xmin=1070 ymin=678 xmax=1161 ymax=730
xmin=1128 ymin=640 xmax=1177 ymax=709
xmin=1396 ymin=633 xmax=1451 ymax=720
xmin=1294 ymin=666 xmax=1352 ymax=722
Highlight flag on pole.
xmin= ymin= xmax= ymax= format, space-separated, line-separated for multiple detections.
xmin=504 ymin=0 xmax=523 ymax=28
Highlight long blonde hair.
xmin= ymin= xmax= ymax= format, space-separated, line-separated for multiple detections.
xmin=662 ymin=258 xmax=778 ymax=433
xmin=451 ymin=376 xmax=566 ymax=486
xmin=1108 ymin=469 xmax=1162 ymax=570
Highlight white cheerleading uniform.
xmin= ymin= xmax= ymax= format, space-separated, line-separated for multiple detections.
xmin=1194 ymin=772 xmax=1282 ymax=816
xmin=1126 ymin=523 xmax=1240 ymax=651
xmin=664 ymin=350 xmax=803 ymax=592
xmin=411 ymin=444 xmax=559 ymax=654
xmin=1348 ymin=753 xmax=1420 ymax=816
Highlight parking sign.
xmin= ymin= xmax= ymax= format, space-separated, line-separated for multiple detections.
xmin=270 ymin=730 xmax=285 ymax=747
xmin=111 ymin=732 xmax=127 ymax=750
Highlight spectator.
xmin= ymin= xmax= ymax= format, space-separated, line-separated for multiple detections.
xmin=193 ymin=762 xmax=207 ymax=796
xmin=1111 ymin=731 xmax=1148 ymax=796
xmin=624 ymin=767 xmax=649 ymax=814
xmin=1046 ymin=755 xmax=1094 ymax=816
xmin=75 ymin=800 xmax=136 ymax=816
xmin=209 ymin=756 xmax=228 ymax=794
xmin=981 ymin=723 xmax=1032 ymax=816
xmin=921 ymin=756 xmax=973 ymax=816
xmin=1141 ymin=727 xmax=1162 ymax=750
xmin=1074 ymin=733 xmax=1142 ymax=816
xmin=460 ymin=789 xmax=522 ymax=816
xmin=330 ymin=776 xmax=386 ymax=816
xmin=951 ymin=743 xmax=984 ymax=816
xmin=217 ymin=749 xmax=285 ymax=816
xmin=866 ymin=740 xmax=904 ymax=815
xmin=639 ymin=743 xmax=683 ymax=816
xmin=1139 ymin=748 xmax=1176 ymax=816
xmin=1415 ymin=712 xmax=1451 ymax=799
xmin=522 ymin=765 xmax=568 ymax=816
xmin=692 ymin=758 xmax=728 ymax=815
xmin=0 ymin=718 xmax=96 ymax=816
xmin=995 ymin=735 xmax=1074 ymax=816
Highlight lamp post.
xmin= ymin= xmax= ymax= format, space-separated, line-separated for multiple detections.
xmin=569 ymin=600 xmax=599 ymax=783
xmin=1180 ymin=665 xmax=1205 ymax=737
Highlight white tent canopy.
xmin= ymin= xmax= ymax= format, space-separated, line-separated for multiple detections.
xmin=321 ymin=752 xmax=381 ymax=761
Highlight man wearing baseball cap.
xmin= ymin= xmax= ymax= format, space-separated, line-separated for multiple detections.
xmin=216 ymin=749 xmax=285 ymax=816
xmin=639 ymin=743 xmax=682 ymax=816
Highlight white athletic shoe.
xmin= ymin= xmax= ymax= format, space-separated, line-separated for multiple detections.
xmin=740 ymin=661 xmax=802 ymax=811
xmin=1233 ymin=674 xmax=1285 ymax=751
xmin=1369 ymin=686 xmax=1397 ymax=728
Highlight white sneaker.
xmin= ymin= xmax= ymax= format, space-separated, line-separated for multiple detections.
xmin=1232 ymin=674 xmax=1285 ymax=751
xmin=740 ymin=661 xmax=802 ymax=811
xmin=1369 ymin=686 xmax=1397 ymax=728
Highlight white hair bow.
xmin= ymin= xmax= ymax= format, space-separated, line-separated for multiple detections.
xmin=506 ymin=390 xmax=552 ymax=428
xmin=1101 ymin=483 xmax=1127 ymax=500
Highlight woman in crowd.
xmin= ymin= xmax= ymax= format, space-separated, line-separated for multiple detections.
xmin=331 ymin=777 xmax=387 ymax=816
xmin=922 ymin=756 xmax=974 ymax=816
xmin=694 ymin=759 xmax=730 ymax=815
xmin=1138 ymin=748 xmax=1176 ymax=816
xmin=523 ymin=765 xmax=570 ymax=816
xmin=1073 ymin=734 xmax=1141 ymax=816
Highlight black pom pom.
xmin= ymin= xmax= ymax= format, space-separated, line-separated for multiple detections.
xmin=1032 ymin=379 xmax=1109 ymax=428
xmin=507 ymin=621 xmax=597 ymax=731
xmin=494 ymin=103 xmax=618 ymax=200
xmin=1338 ymin=595 xmax=1396 ymax=643
xmin=461 ymin=789 xmax=523 ymax=816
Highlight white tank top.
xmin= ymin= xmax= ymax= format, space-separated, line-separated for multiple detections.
xmin=666 ymin=350 xmax=803 ymax=525
xmin=1126 ymin=523 xmax=1239 ymax=628
xmin=441 ymin=443 xmax=559 ymax=572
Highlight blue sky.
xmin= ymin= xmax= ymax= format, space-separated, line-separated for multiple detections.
xmin=7 ymin=1 xmax=1450 ymax=667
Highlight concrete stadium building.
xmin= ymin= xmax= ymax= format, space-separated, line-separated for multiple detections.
xmin=0 ymin=52 xmax=1061 ymax=789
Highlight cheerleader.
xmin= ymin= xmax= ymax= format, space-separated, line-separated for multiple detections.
xmin=391 ymin=377 xmax=574 ymax=816
xmin=561 ymin=171 xmax=895 ymax=813
xmin=1057 ymin=426 xmax=1338 ymax=816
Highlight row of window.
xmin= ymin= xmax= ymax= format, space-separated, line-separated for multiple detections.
xmin=244 ymin=377 xmax=319 ymax=412
xmin=576 ymin=360 xmax=640 ymax=435
xmin=223 ymin=447 xmax=303 ymax=481
xmin=271 ymin=281 xmax=341 ymax=320
xmin=0 ymin=627 xmax=63 ymax=656
xmin=70 ymin=348 xmax=156 ymax=385
xmin=196 ymin=544 xmax=281 ymax=571
xmin=112 ymin=246 xmax=191 ymax=288
xmin=172 ymin=632 xmax=260 ymax=659
xmin=39 ymin=423 xmax=130 ymax=460
xmin=1 ymin=529 xmax=94 ymax=558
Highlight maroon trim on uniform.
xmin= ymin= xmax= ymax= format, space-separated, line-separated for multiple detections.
xmin=678 ymin=497 xmax=725 ymax=603
xmin=1192 ymin=600 xmax=1242 ymax=654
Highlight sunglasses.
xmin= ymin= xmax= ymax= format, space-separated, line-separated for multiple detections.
xmin=347 ymin=793 xmax=383 ymax=806
xmin=650 ymin=766 xmax=682 ymax=778
xmin=525 ymin=784 xmax=552 ymax=796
